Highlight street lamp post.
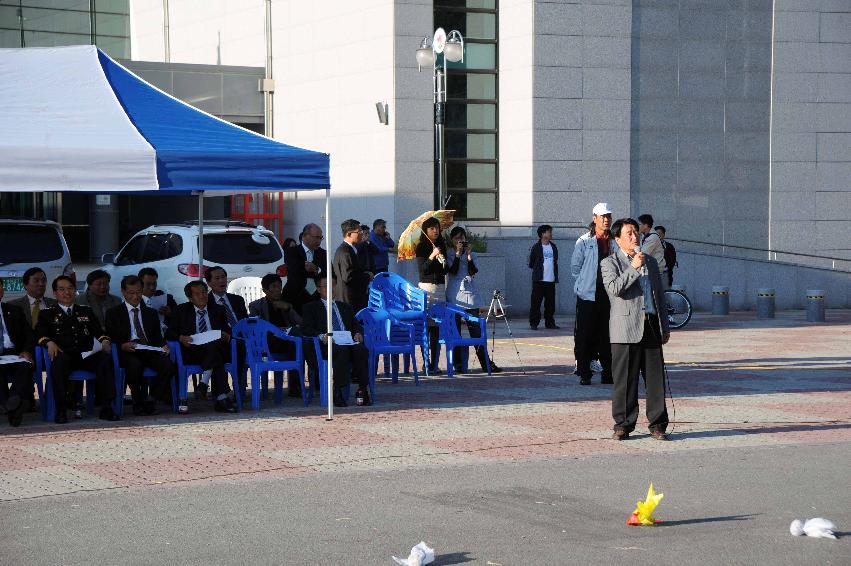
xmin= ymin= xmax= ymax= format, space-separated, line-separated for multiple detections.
xmin=416 ymin=28 xmax=464 ymax=209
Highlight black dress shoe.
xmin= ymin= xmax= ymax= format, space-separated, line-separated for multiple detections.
xmin=288 ymin=387 xmax=303 ymax=398
xmin=195 ymin=381 xmax=208 ymax=400
xmin=214 ymin=399 xmax=237 ymax=413
xmin=545 ymin=324 xmax=561 ymax=330
xmin=600 ymin=377 xmax=614 ymax=384
xmin=7 ymin=395 xmax=24 ymax=427
xmin=99 ymin=406 xmax=120 ymax=421
xmin=333 ymin=388 xmax=348 ymax=407
xmin=73 ymin=402 xmax=85 ymax=419
xmin=55 ymin=411 xmax=68 ymax=424
xmin=361 ymin=390 xmax=372 ymax=406
xmin=144 ymin=399 xmax=158 ymax=415
xmin=488 ymin=363 xmax=503 ymax=373
xmin=529 ymin=325 xmax=539 ymax=330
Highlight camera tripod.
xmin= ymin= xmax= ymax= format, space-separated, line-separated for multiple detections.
xmin=485 ymin=289 xmax=526 ymax=374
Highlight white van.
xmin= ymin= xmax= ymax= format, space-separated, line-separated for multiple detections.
xmin=0 ymin=219 xmax=75 ymax=300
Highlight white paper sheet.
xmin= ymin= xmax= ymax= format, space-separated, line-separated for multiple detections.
xmin=331 ymin=331 xmax=356 ymax=345
xmin=0 ymin=355 xmax=30 ymax=365
xmin=148 ymin=294 xmax=167 ymax=311
xmin=190 ymin=330 xmax=221 ymax=345
xmin=134 ymin=344 xmax=165 ymax=353
xmin=81 ymin=337 xmax=103 ymax=359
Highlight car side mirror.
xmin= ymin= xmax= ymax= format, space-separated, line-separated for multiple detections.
xmin=101 ymin=253 xmax=115 ymax=264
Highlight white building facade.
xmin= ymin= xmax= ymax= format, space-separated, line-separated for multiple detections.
xmin=130 ymin=0 xmax=851 ymax=311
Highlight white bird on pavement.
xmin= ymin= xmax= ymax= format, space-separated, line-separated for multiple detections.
xmin=790 ymin=518 xmax=838 ymax=539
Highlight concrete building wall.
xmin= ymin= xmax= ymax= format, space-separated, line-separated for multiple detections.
xmin=771 ymin=1 xmax=851 ymax=264
xmin=271 ymin=1 xmax=397 ymax=244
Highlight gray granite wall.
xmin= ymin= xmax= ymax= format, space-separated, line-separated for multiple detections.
xmin=771 ymin=1 xmax=851 ymax=264
xmin=630 ymin=0 xmax=773 ymax=257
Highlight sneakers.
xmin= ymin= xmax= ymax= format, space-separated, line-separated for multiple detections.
xmin=590 ymin=360 xmax=604 ymax=373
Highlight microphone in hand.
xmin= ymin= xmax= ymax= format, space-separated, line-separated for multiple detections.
xmin=633 ymin=247 xmax=648 ymax=276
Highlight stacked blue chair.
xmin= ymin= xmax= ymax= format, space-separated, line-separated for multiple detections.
xmin=38 ymin=345 xmax=122 ymax=422
xmin=231 ymin=317 xmax=304 ymax=410
xmin=356 ymin=308 xmax=419 ymax=399
xmin=368 ymin=272 xmax=430 ymax=374
xmin=169 ymin=340 xmax=243 ymax=412
xmin=110 ymin=344 xmax=179 ymax=416
xmin=427 ymin=301 xmax=492 ymax=377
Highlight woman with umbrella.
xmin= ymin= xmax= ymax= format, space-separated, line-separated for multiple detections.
xmin=415 ymin=216 xmax=449 ymax=374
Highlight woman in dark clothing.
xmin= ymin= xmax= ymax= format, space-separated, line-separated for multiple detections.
xmin=415 ymin=216 xmax=448 ymax=373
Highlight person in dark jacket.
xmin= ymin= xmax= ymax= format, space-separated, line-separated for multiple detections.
xmin=283 ymin=223 xmax=327 ymax=314
xmin=415 ymin=216 xmax=448 ymax=374
xmin=36 ymin=276 xmax=119 ymax=423
xmin=332 ymin=219 xmax=372 ymax=312
xmin=655 ymin=226 xmax=677 ymax=287
xmin=356 ymin=224 xmax=377 ymax=277
xmin=105 ymin=275 xmax=175 ymax=416
xmin=0 ymin=278 xmax=36 ymax=427
xmin=528 ymin=224 xmax=559 ymax=330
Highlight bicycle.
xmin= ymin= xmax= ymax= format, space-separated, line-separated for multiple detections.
xmin=664 ymin=288 xmax=692 ymax=329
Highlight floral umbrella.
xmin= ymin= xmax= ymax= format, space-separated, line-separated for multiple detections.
xmin=396 ymin=209 xmax=455 ymax=262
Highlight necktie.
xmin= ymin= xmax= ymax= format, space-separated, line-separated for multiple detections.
xmin=305 ymin=249 xmax=317 ymax=295
xmin=219 ymin=297 xmax=237 ymax=328
xmin=331 ymin=302 xmax=344 ymax=331
xmin=132 ymin=307 xmax=148 ymax=343
xmin=0 ymin=314 xmax=6 ymax=351
xmin=197 ymin=309 xmax=208 ymax=333
xmin=31 ymin=301 xmax=40 ymax=329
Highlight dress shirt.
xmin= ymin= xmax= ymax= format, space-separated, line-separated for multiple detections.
xmin=124 ymin=302 xmax=145 ymax=341
xmin=0 ymin=308 xmax=15 ymax=350
xmin=320 ymin=299 xmax=346 ymax=331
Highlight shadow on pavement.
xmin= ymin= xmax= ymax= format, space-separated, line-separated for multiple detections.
xmin=660 ymin=514 xmax=760 ymax=526
xmin=433 ymin=552 xmax=475 ymax=565
xmin=671 ymin=423 xmax=851 ymax=440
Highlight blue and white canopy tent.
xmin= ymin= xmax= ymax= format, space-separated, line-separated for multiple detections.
xmin=0 ymin=45 xmax=339 ymax=419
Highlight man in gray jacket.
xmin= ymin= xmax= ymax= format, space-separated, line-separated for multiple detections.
xmin=570 ymin=203 xmax=618 ymax=384
xmin=601 ymin=218 xmax=670 ymax=441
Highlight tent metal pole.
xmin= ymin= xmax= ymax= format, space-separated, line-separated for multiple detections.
xmin=197 ymin=190 xmax=204 ymax=280
xmin=325 ymin=187 xmax=333 ymax=420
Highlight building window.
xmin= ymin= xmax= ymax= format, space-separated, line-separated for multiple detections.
xmin=0 ymin=0 xmax=130 ymax=59
xmin=435 ymin=0 xmax=498 ymax=221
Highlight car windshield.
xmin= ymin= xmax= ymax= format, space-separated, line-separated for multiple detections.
xmin=201 ymin=233 xmax=282 ymax=264
xmin=0 ymin=225 xmax=64 ymax=263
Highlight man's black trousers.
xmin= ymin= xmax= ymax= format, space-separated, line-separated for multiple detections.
xmin=529 ymin=281 xmax=556 ymax=328
xmin=573 ymin=297 xmax=612 ymax=380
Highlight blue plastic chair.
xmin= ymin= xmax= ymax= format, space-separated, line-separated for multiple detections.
xmin=428 ymin=301 xmax=491 ymax=377
xmin=39 ymin=346 xmax=120 ymax=422
xmin=110 ymin=344 xmax=178 ymax=416
xmin=169 ymin=339 xmax=243 ymax=412
xmin=368 ymin=272 xmax=430 ymax=374
xmin=2 ymin=352 xmax=45 ymax=421
xmin=356 ymin=308 xmax=419 ymax=396
xmin=231 ymin=318 xmax=304 ymax=410
xmin=310 ymin=337 xmax=351 ymax=408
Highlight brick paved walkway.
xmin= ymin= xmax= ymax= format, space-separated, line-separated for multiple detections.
xmin=1 ymin=311 xmax=848 ymax=501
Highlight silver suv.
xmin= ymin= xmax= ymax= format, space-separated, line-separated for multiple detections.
xmin=100 ymin=221 xmax=286 ymax=302
xmin=0 ymin=218 xmax=75 ymax=300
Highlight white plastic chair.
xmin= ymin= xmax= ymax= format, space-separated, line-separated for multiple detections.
xmin=228 ymin=276 xmax=265 ymax=305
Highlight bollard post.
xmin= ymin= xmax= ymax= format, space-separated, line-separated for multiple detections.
xmin=756 ymin=288 xmax=775 ymax=319
xmin=805 ymin=290 xmax=825 ymax=322
xmin=711 ymin=286 xmax=730 ymax=315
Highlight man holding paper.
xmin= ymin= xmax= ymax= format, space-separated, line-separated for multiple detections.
xmin=106 ymin=276 xmax=176 ymax=416
xmin=301 ymin=275 xmax=371 ymax=407
xmin=0 ymin=277 xmax=36 ymax=427
xmin=36 ymin=276 xmax=119 ymax=423
xmin=168 ymin=280 xmax=237 ymax=413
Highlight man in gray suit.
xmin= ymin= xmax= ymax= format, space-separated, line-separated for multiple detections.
xmin=601 ymin=218 xmax=670 ymax=441
xmin=8 ymin=267 xmax=58 ymax=329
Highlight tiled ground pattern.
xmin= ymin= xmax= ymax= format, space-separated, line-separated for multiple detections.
xmin=1 ymin=311 xmax=848 ymax=501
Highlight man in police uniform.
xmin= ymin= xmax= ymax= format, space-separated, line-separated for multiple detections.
xmin=36 ymin=276 xmax=119 ymax=423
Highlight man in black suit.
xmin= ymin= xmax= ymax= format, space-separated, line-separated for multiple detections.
xmin=0 ymin=277 xmax=36 ymax=427
xmin=168 ymin=280 xmax=237 ymax=413
xmin=36 ymin=276 xmax=119 ymax=423
xmin=283 ymin=223 xmax=327 ymax=314
xmin=105 ymin=275 xmax=176 ymax=416
xmin=301 ymin=275 xmax=371 ymax=407
xmin=332 ymin=219 xmax=372 ymax=313
xmin=138 ymin=267 xmax=178 ymax=332
xmin=206 ymin=265 xmax=248 ymax=394
xmin=249 ymin=273 xmax=304 ymax=397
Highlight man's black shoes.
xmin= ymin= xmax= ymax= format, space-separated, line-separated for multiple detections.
xmin=6 ymin=395 xmax=24 ymax=427
xmin=99 ymin=406 xmax=120 ymax=421
xmin=333 ymin=388 xmax=348 ymax=407
xmin=214 ymin=398 xmax=238 ymax=413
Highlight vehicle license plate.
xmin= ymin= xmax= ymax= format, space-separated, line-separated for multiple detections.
xmin=2 ymin=277 xmax=25 ymax=293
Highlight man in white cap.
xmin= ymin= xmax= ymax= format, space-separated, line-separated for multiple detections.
xmin=570 ymin=202 xmax=619 ymax=385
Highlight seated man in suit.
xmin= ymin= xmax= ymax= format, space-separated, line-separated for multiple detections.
xmin=36 ymin=276 xmax=119 ymax=423
xmin=105 ymin=275 xmax=176 ymax=416
xmin=0 ymin=277 xmax=36 ymax=427
xmin=283 ymin=223 xmax=327 ymax=314
xmin=301 ymin=275 xmax=371 ymax=407
xmin=600 ymin=218 xmax=670 ymax=441
xmin=249 ymin=273 xmax=304 ymax=397
xmin=333 ymin=218 xmax=372 ymax=313
xmin=75 ymin=269 xmax=122 ymax=328
xmin=8 ymin=267 xmax=57 ymax=411
xmin=206 ymin=265 xmax=248 ymax=392
xmin=138 ymin=267 xmax=178 ymax=333
xmin=168 ymin=280 xmax=237 ymax=413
